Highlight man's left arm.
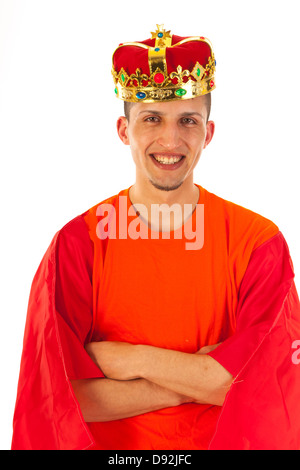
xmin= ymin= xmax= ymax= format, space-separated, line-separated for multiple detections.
xmin=85 ymin=341 xmax=232 ymax=406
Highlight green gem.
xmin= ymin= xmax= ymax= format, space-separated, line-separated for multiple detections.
xmin=121 ymin=73 xmax=125 ymax=82
xmin=114 ymin=88 xmax=118 ymax=95
xmin=175 ymin=89 xmax=187 ymax=97
xmin=197 ymin=68 xmax=201 ymax=77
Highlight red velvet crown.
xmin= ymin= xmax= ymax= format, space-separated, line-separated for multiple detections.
xmin=112 ymin=25 xmax=216 ymax=103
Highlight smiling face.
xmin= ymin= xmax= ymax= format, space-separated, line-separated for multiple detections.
xmin=117 ymin=95 xmax=215 ymax=194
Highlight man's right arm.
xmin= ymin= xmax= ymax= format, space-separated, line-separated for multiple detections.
xmin=70 ymin=344 xmax=221 ymax=422
xmin=71 ymin=378 xmax=190 ymax=422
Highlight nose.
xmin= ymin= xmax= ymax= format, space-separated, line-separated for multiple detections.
xmin=156 ymin=121 xmax=182 ymax=150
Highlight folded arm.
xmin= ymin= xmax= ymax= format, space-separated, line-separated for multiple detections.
xmin=83 ymin=342 xmax=233 ymax=408
xmin=71 ymin=342 xmax=229 ymax=422
xmin=71 ymin=377 xmax=192 ymax=422
xmin=137 ymin=344 xmax=233 ymax=406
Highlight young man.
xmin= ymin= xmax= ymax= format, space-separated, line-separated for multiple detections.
xmin=12 ymin=25 xmax=300 ymax=450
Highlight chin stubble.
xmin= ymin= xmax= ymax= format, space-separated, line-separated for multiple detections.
xmin=149 ymin=179 xmax=184 ymax=192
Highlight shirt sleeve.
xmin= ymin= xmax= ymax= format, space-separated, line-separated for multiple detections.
xmin=11 ymin=215 xmax=104 ymax=450
xmin=207 ymin=231 xmax=300 ymax=450
xmin=208 ymin=231 xmax=297 ymax=377
xmin=55 ymin=214 xmax=105 ymax=380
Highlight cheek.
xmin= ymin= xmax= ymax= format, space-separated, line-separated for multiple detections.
xmin=185 ymin=131 xmax=206 ymax=152
xmin=127 ymin=132 xmax=151 ymax=166
xmin=129 ymin=125 xmax=154 ymax=147
xmin=180 ymin=123 xmax=206 ymax=140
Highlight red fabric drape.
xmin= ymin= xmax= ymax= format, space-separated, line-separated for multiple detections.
xmin=11 ymin=216 xmax=103 ymax=450
xmin=208 ymin=233 xmax=300 ymax=449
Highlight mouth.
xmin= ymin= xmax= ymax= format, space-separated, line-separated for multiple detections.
xmin=150 ymin=153 xmax=185 ymax=169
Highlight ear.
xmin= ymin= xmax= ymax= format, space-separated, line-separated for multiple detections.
xmin=117 ymin=116 xmax=130 ymax=146
xmin=204 ymin=120 xmax=215 ymax=149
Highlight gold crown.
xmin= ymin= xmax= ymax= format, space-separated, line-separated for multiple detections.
xmin=112 ymin=25 xmax=216 ymax=103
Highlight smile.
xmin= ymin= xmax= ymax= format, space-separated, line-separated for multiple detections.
xmin=150 ymin=153 xmax=185 ymax=165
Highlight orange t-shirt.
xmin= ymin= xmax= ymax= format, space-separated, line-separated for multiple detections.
xmin=81 ymin=184 xmax=278 ymax=450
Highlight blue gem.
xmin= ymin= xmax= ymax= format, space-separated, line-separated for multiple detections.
xmin=154 ymin=47 xmax=160 ymax=52
xmin=158 ymin=33 xmax=163 ymax=38
xmin=136 ymin=92 xmax=146 ymax=100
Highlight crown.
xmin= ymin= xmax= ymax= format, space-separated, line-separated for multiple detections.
xmin=112 ymin=25 xmax=216 ymax=103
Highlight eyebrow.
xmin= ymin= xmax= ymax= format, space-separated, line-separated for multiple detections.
xmin=138 ymin=110 xmax=165 ymax=116
xmin=138 ymin=110 xmax=204 ymax=119
xmin=180 ymin=112 xmax=204 ymax=119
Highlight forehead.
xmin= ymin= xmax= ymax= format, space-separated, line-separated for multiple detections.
xmin=131 ymin=95 xmax=207 ymax=117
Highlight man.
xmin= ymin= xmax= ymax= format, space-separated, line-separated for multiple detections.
xmin=12 ymin=25 xmax=300 ymax=450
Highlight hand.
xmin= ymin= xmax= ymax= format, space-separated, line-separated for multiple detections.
xmin=85 ymin=341 xmax=141 ymax=381
xmin=195 ymin=343 xmax=222 ymax=355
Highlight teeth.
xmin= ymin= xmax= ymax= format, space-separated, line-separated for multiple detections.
xmin=153 ymin=155 xmax=183 ymax=164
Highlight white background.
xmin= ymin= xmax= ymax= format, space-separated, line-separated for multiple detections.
xmin=1 ymin=0 xmax=299 ymax=450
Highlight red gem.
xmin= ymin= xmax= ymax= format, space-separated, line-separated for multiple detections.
xmin=210 ymin=80 xmax=214 ymax=87
xmin=154 ymin=73 xmax=165 ymax=84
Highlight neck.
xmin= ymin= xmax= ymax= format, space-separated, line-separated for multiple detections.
xmin=128 ymin=178 xmax=199 ymax=232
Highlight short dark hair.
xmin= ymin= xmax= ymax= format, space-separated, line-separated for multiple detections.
xmin=124 ymin=101 xmax=135 ymax=121
xmin=124 ymin=93 xmax=212 ymax=122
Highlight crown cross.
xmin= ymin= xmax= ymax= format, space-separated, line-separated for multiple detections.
xmin=151 ymin=24 xmax=172 ymax=48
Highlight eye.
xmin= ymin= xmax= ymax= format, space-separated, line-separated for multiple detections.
xmin=181 ymin=117 xmax=197 ymax=125
xmin=144 ymin=116 xmax=160 ymax=123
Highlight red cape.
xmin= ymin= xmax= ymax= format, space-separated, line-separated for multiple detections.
xmin=208 ymin=233 xmax=300 ymax=449
xmin=11 ymin=217 xmax=300 ymax=450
